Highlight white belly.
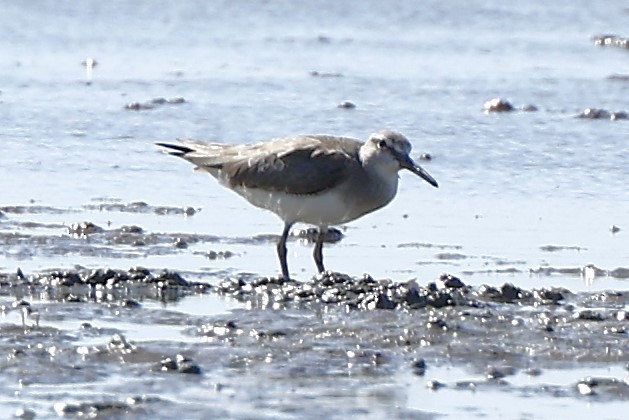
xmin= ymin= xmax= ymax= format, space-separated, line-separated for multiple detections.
xmin=232 ymin=185 xmax=362 ymax=226
xmin=208 ymin=167 xmax=397 ymax=227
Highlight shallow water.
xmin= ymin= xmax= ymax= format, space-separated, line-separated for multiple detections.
xmin=1 ymin=1 xmax=628 ymax=418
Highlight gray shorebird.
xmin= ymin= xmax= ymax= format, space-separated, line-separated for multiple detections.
xmin=157 ymin=130 xmax=438 ymax=279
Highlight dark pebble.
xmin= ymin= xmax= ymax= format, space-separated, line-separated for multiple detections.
xmin=579 ymin=108 xmax=611 ymax=119
xmin=373 ymin=293 xmax=397 ymax=310
xmin=153 ymin=270 xmax=188 ymax=287
xmin=427 ymin=380 xmax=446 ymax=390
xmin=128 ymin=266 xmax=151 ymax=281
xmin=160 ymin=357 xmax=178 ymax=372
xmin=438 ymin=273 xmax=466 ymax=289
xmin=534 ymin=288 xmax=564 ymax=303
xmin=411 ymin=358 xmax=427 ymax=375
xmin=46 ymin=271 xmax=84 ymax=287
xmin=121 ymin=225 xmax=143 ymax=234
xmin=160 ymin=355 xmax=201 ymax=374
xmin=122 ymin=299 xmax=141 ymax=308
xmin=525 ymin=367 xmax=542 ymax=376
xmin=427 ymin=291 xmax=452 ymax=308
xmin=86 ymin=268 xmax=128 ymax=286
xmin=176 ymin=354 xmax=202 ymax=375
xmin=404 ymin=288 xmax=428 ymax=308
xmin=484 ymin=98 xmax=514 ymax=112
xmin=206 ymin=250 xmax=234 ymax=260
xmin=501 ymin=283 xmax=522 ymax=302
xmin=68 ymin=221 xmax=103 ymax=236
xmin=486 ymin=366 xmax=515 ymax=380
xmin=576 ymin=310 xmax=605 ymax=321
xmin=337 ymin=101 xmax=356 ymax=109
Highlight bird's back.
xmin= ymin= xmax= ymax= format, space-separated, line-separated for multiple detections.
xmin=160 ymin=135 xmax=364 ymax=195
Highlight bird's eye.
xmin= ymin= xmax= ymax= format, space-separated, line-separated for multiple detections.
xmin=378 ymin=140 xmax=387 ymax=149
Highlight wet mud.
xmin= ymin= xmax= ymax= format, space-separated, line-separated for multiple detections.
xmin=1 ymin=203 xmax=627 ymax=418
xmin=1 ymin=264 xmax=627 ymax=418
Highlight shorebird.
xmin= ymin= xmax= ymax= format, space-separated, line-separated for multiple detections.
xmin=157 ymin=130 xmax=438 ymax=279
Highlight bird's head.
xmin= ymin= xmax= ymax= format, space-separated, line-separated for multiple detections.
xmin=363 ymin=130 xmax=438 ymax=188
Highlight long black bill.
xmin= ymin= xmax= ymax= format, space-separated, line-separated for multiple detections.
xmin=398 ymin=153 xmax=439 ymax=188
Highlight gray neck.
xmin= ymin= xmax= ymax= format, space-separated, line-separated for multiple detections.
xmin=350 ymin=165 xmax=399 ymax=217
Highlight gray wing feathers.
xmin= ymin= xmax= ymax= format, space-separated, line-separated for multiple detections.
xmin=158 ymin=136 xmax=362 ymax=195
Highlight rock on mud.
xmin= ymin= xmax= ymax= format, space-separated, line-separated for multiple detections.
xmin=484 ymin=98 xmax=514 ymax=112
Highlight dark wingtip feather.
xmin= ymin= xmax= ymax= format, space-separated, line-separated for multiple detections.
xmin=155 ymin=142 xmax=194 ymax=156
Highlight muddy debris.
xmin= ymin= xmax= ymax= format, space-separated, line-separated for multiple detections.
xmin=592 ymin=34 xmax=629 ymax=50
xmin=540 ymin=245 xmax=586 ymax=252
xmin=1 ymin=221 xmax=224 ymax=260
xmin=483 ymin=98 xmax=538 ymax=113
xmin=576 ymin=376 xmax=629 ymax=399
xmin=83 ymin=201 xmax=198 ymax=216
xmin=202 ymin=250 xmax=235 ymax=260
xmin=293 ymin=227 xmax=344 ymax=243
xmin=213 ymin=271 xmax=574 ymax=311
xmin=309 ymin=70 xmax=343 ymax=78
xmin=125 ymin=97 xmax=185 ymax=111
xmin=0 ymin=205 xmax=72 ymax=215
xmin=0 ymin=267 xmax=208 ymax=304
xmin=486 ymin=365 xmax=516 ymax=380
xmin=578 ymin=108 xmax=628 ymax=120
xmin=607 ymin=73 xmax=629 ymax=81
xmin=158 ymin=354 xmax=202 ymax=375
xmin=174 ymin=237 xmax=188 ymax=249
xmin=531 ymin=264 xmax=629 ymax=279
xmin=53 ymin=400 xmax=141 ymax=417
xmin=68 ymin=221 xmax=104 ymax=236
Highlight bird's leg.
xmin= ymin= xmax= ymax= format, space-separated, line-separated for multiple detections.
xmin=313 ymin=226 xmax=328 ymax=273
xmin=277 ymin=223 xmax=293 ymax=280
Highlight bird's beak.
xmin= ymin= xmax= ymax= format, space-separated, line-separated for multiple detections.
xmin=398 ymin=153 xmax=439 ymax=188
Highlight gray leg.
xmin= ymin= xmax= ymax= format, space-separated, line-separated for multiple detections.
xmin=313 ymin=226 xmax=328 ymax=273
xmin=277 ymin=223 xmax=293 ymax=280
